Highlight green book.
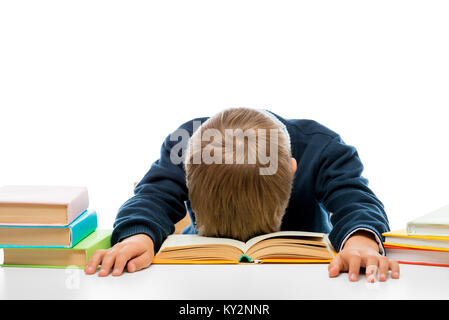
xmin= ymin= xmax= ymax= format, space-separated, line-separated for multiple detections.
xmin=1 ymin=229 xmax=112 ymax=269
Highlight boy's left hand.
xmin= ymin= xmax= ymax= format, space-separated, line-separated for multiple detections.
xmin=328 ymin=230 xmax=400 ymax=282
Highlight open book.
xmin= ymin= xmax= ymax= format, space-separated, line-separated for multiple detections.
xmin=153 ymin=231 xmax=335 ymax=264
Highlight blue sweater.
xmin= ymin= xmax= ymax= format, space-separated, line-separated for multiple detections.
xmin=111 ymin=112 xmax=390 ymax=253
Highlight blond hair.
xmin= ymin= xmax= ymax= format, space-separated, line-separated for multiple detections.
xmin=184 ymin=108 xmax=293 ymax=242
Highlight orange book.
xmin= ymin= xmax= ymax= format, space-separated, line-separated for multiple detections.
xmin=383 ymin=229 xmax=449 ymax=267
xmin=152 ymin=231 xmax=335 ymax=264
xmin=384 ymin=244 xmax=449 ymax=267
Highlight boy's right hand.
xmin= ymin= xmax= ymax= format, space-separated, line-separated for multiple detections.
xmin=84 ymin=233 xmax=155 ymax=276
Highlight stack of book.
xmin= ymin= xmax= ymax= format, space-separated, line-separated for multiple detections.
xmin=383 ymin=204 xmax=449 ymax=267
xmin=0 ymin=185 xmax=111 ymax=268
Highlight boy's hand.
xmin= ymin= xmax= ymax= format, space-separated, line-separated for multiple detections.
xmin=328 ymin=231 xmax=400 ymax=282
xmin=84 ymin=233 xmax=155 ymax=276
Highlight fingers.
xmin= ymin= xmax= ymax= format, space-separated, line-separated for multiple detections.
xmin=85 ymin=249 xmax=107 ymax=274
xmin=98 ymin=244 xmax=145 ymax=276
xmin=365 ymin=255 xmax=401 ymax=282
xmin=98 ymin=248 xmax=118 ymax=276
xmin=111 ymin=248 xmax=132 ymax=276
xmin=127 ymin=252 xmax=154 ymax=273
xmin=328 ymin=254 xmax=344 ymax=278
xmin=84 ymin=236 xmax=154 ymax=277
xmin=389 ymin=260 xmax=400 ymax=279
xmin=365 ymin=254 xmax=379 ymax=283
xmin=328 ymin=251 xmax=363 ymax=281
xmin=377 ymin=256 xmax=389 ymax=282
xmin=347 ymin=252 xmax=362 ymax=282
xmin=110 ymin=244 xmax=144 ymax=276
xmin=329 ymin=248 xmax=401 ymax=283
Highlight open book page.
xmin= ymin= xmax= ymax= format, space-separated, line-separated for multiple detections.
xmin=246 ymin=241 xmax=333 ymax=260
xmin=242 ymin=231 xmax=328 ymax=252
xmin=159 ymin=234 xmax=247 ymax=252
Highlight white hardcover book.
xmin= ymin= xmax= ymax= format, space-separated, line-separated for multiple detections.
xmin=407 ymin=204 xmax=449 ymax=236
xmin=0 ymin=185 xmax=89 ymax=226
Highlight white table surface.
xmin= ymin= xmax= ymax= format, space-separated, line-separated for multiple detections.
xmin=1 ymin=263 xmax=448 ymax=300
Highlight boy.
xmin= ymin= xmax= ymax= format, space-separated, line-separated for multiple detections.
xmin=85 ymin=108 xmax=399 ymax=282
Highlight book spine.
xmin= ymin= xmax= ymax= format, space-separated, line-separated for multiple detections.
xmin=407 ymin=222 xmax=449 ymax=237
xmin=66 ymin=187 xmax=89 ymax=225
xmin=406 ymin=222 xmax=415 ymax=235
xmin=394 ymin=261 xmax=449 ymax=268
xmin=69 ymin=209 xmax=97 ymax=247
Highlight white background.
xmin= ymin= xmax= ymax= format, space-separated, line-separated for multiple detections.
xmin=0 ymin=0 xmax=448 ymax=231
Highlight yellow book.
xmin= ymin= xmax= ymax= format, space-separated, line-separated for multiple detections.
xmin=152 ymin=231 xmax=335 ymax=264
xmin=383 ymin=229 xmax=449 ymax=251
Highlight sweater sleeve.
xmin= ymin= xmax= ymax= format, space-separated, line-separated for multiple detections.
xmin=111 ymin=132 xmax=189 ymax=252
xmin=314 ymin=135 xmax=390 ymax=252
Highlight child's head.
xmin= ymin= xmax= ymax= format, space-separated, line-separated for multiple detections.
xmin=184 ymin=108 xmax=295 ymax=241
